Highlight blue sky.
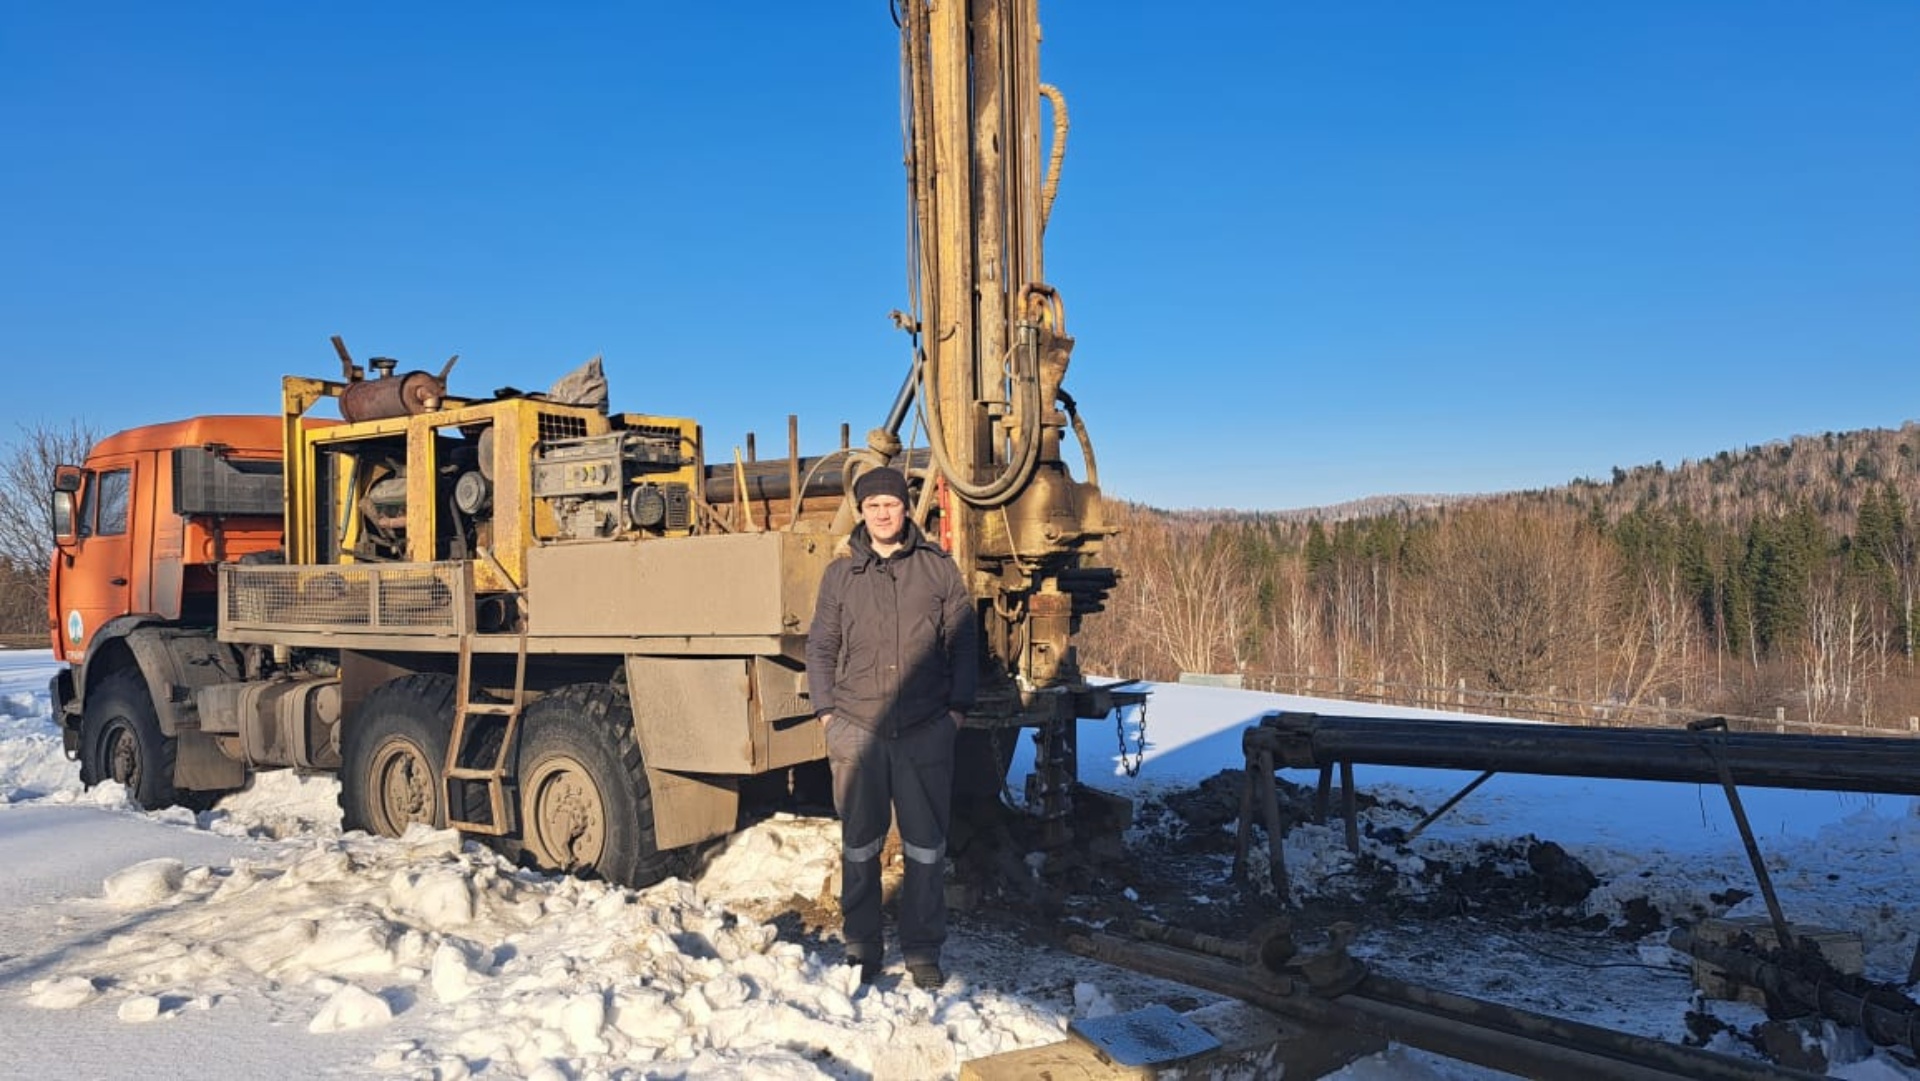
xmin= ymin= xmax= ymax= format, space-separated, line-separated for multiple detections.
xmin=2 ymin=2 xmax=1915 ymax=511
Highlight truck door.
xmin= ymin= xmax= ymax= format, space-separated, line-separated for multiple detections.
xmin=60 ymin=460 xmax=136 ymax=661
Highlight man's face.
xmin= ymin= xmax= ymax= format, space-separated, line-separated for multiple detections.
xmin=861 ymin=494 xmax=907 ymax=545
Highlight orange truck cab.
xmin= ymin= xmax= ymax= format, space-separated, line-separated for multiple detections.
xmin=48 ymin=416 xmax=287 ymax=765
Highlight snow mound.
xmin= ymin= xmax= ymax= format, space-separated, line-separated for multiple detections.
xmin=102 ymin=858 xmax=184 ymax=907
xmin=14 ymin=820 xmax=1069 ymax=1077
xmin=698 ymin=813 xmax=840 ymax=913
xmin=0 ymin=653 xmax=80 ymax=804
xmin=204 ymin=768 xmax=346 ymax=840
xmin=25 ymin=976 xmax=99 ymax=1010
xmin=310 ymin=984 xmax=393 ymax=1033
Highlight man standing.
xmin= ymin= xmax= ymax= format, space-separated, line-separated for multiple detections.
xmin=806 ymin=466 xmax=978 ymax=990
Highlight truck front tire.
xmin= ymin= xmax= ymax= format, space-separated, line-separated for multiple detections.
xmin=80 ymin=667 xmax=181 ymax=810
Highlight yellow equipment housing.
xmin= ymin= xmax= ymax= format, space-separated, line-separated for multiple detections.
xmin=280 ymin=374 xmax=702 ymax=597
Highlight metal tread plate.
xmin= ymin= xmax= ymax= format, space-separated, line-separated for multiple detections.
xmin=1068 ymin=1004 xmax=1221 ymax=1068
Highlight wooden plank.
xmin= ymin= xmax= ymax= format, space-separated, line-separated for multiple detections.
xmin=960 ymin=1039 xmax=1147 ymax=1081
xmin=961 ymin=1000 xmax=1384 ymax=1081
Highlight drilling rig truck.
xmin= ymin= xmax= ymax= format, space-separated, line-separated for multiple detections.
xmin=45 ymin=1 xmax=1125 ymax=887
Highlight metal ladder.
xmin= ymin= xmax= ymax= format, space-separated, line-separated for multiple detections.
xmin=444 ymin=556 xmax=529 ymax=835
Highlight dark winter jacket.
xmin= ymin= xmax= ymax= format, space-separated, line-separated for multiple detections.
xmin=806 ymin=520 xmax=979 ymax=736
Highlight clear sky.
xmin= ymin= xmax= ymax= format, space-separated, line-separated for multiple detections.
xmin=2 ymin=2 xmax=1915 ymax=511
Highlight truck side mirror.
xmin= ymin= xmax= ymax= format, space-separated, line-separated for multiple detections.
xmin=51 ymin=491 xmax=77 ymax=547
xmin=51 ymin=465 xmax=82 ymax=547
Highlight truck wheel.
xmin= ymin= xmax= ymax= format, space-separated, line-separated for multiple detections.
xmin=81 ymin=667 xmax=181 ymax=809
xmin=339 ymin=674 xmax=455 ymax=837
xmin=513 ymin=682 xmax=675 ymax=888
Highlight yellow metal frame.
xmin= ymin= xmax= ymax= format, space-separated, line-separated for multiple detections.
xmin=280 ymin=376 xmax=702 ymax=596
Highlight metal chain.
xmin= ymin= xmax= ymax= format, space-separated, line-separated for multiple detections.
xmin=1116 ymin=696 xmax=1148 ymax=778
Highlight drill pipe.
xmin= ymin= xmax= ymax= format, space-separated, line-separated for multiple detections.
xmin=1253 ymin=711 xmax=1920 ymax=795
xmin=1068 ymin=932 xmax=1818 ymax=1081
xmin=701 ymin=448 xmax=932 ymax=504
xmin=1670 ymin=926 xmax=1920 ymax=1052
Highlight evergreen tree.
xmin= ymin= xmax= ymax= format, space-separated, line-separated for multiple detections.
xmin=1747 ymin=504 xmax=1827 ymax=655
xmin=1304 ymin=519 xmax=1332 ymax=576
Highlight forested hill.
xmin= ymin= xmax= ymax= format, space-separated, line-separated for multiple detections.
xmin=1081 ymin=421 xmax=1920 ymax=731
xmin=1240 ymin=422 xmax=1920 ymax=529
xmin=1516 ymin=423 xmax=1920 ymax=533
xmin=1185 ymin=424 xmax=1920 ymax=528
xmin=1258 ymin=494 xmax=1465 ymax=524
xmin=1141 ymin=422 xmax=1920 ymax=542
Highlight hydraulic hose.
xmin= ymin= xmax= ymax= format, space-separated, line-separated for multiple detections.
xmin=1039 ymin=83 xmax=1068 ymax=231
xmin=1058 ymin=388 xmax=1099 ymax=489
xmin=917 ymin=338 xmax=1044 ymax=507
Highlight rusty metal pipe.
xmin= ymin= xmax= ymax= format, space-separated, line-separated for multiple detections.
xmin=1670 ymin=926 xmax=1920 ymax=1052
xmin=1069 ymin=932 xmax=1817 ymax=1081
xmin=1354 ymin=969 xmax=1818 ymax=1081
xmin=882 ymin=355 xmax=918 ymax=438
xmin=1689 ymin=717 xmax=1798 ymax=952
xmin=1253 ymin=711 xmax=1920 ymax=796
xmin=702 ymin=448 xmax=931 ymax=504
xmin=339 ymin=369 xmax=446 ymax=422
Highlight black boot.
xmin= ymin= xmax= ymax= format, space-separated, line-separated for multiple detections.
xmin=845 ymin=952 xmax=881 ymax=985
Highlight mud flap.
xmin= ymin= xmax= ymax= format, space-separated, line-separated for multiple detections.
xmin=645 ymin=766 xmax=739 ymax=850
xmin=51 ymin=669 xmax=79 ymax=756
xmin=175 ymin=730 xmax=246 ymax=791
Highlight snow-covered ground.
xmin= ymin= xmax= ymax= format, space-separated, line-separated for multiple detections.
xmin=3 ymin=647 xmax=1917 ymax=1079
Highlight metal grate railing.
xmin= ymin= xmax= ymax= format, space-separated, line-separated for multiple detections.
xmin=221 ymin=561 xmax=469 ymax=635
xmin=537 ymin=412 xmax=591 ymax=442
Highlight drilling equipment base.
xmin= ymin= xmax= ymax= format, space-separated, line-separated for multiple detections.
xmin=1692 ymin=918 xmax=1865 ymax=1007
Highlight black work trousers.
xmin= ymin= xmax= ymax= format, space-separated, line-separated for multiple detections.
xmin=826 ymin=715 xmax=955 ymax=967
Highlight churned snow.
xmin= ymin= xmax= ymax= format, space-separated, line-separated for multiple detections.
xmin=1 ymin=646 xmax=1917 ymax=1079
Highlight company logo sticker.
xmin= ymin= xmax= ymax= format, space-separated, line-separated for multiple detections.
xmin=66 ymin=609 xmax=84 ymax=645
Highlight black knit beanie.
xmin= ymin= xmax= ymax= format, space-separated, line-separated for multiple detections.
xmin=852 ymin=467 xmax=910 ymax=506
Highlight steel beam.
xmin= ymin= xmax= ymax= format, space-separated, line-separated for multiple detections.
xmin=1253 ymin=711 xmax=1920 ymax=795
xmin=1069 ymin=931 xmax=1820 ymax=1081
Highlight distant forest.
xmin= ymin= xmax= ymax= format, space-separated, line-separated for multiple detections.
xmin=1075 ymin=424 xmax=1920 ymax=731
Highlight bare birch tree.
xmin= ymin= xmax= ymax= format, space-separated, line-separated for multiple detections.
xmin=1801 ymin=567 xmax=1870 ymax=724
xmin=1126 ymin=519 xmax=1257 ymax=677
xmin=1426 ymin=505 xmax=1617 ymax=695
xmin=0 ymin=420 xmax=97 ymax=634
xmin=1605 ymin=563 xmax=1706 ymax=709
xmin=1270 ymin=555 xmax=1320 ymax=676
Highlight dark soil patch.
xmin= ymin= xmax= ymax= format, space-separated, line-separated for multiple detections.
xmin=1117 ymin=769 xmax=1618 ymax=940
xmin=951 ymin=766 xmax=1626 ymax=961
xmin=949 ymin=768 xmax=1897 ymax=1075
